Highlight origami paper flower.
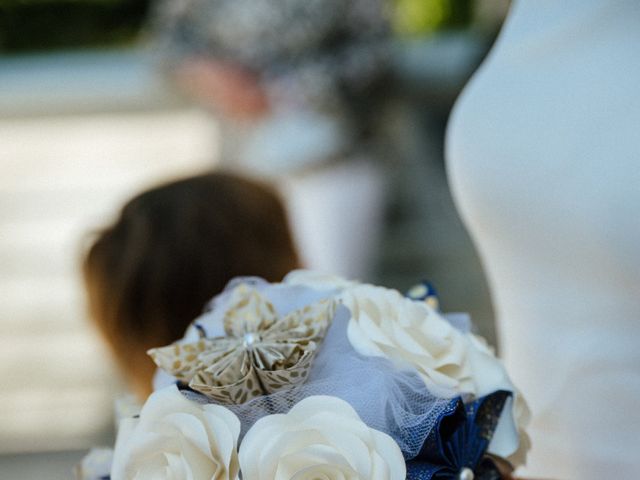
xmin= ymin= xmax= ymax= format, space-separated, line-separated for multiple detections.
xmin=239 ymin=395 xmax=406 ymax=480
xmin=149 ymin=283 xmax=336 ymax=404
xmin=406 ymin=391 xmax=511 ymax=480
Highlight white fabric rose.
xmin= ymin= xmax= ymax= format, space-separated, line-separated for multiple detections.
xmin=238 ymin=395 xmax=406 ymax=480
xmin=111 ymin=385 xmax=240 ymax=480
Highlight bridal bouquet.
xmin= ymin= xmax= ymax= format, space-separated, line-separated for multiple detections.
xmin=77 ymin=271 xmax=530 ymax=480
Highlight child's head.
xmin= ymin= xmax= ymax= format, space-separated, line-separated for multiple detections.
xmin=82 ymin=172 xmax=299 ymax=398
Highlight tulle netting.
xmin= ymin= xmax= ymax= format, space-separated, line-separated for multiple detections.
xmin=184 ymin=303 xmax=451 ymax=460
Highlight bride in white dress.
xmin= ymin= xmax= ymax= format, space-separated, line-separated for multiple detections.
xmin=446 ymin=1 xmax=640 ymax=478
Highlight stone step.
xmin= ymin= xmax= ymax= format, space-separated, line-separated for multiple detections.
xmin=0 ymin=104 xmax=218 ymax=455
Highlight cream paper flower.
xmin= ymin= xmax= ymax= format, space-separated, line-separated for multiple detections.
xmin=110 ymin=385 xmax=240 ymax=480
xmin=342 ymin=284 xmax=484 ymax=397
xmin=238 ymin=395 xmax=406 ymax=480
xmin=340 ymin=283 xmax=530 ymax=466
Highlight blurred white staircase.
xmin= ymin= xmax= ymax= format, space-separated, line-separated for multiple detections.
xmin=0 ymin=49 xmax=217 ymax=462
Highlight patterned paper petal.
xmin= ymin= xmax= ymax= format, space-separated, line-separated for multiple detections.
xmin=223 ymin=284 xmax=278 ymax=337
xmin=201 ymin=344 xmax=252 ymax=384
xmin=262 ymin=299 xmax=335 ymax=343
xmin=250 ymin=341 xmax=306 ymax=370
xmin=147 ymin=338 xmax=212 ymax=382
xmin=255 ymin=345 xmax=316 ymax=393
xmin=190 ymin=364 xmax=264 ymax=405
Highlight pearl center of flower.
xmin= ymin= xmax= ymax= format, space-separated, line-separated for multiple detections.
xmin=243 ymin=332 xmax=261 ymax=348
xmin=458 ymin=467 xmax=474 ymax=480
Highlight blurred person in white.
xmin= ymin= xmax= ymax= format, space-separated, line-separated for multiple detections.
xmin=148 ymin=0 xmax=393 ymax=279
xmin=446 ymin=0 xmax=640 ymax=478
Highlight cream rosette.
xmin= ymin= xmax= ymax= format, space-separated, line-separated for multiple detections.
xmin=110 ymin=385 xmax=240 ymax=480
xmin=341 ymin=284 xmax=498 ymax=397
xmin=238 ymin=395 xmax=406 ymax=480
xmin=339 ymin=282 xmax=530 ymax=466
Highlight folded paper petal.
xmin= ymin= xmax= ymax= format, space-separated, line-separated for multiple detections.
xmin=190 ymin=366 xmax=262 ymax=405
xmin=255 ymin=344 xmax=316 ymax=392
xmin=148 ymin=339 xmax=213 ymax=382
xmin=223 ymin=285 xmax=278 ymax=336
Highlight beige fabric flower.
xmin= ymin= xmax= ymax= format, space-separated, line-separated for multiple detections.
xmin=149 ymin=283 xmax=336 ymax=404
xmin=238 ymin=395 xmax=406 ymax=480
xmin=110 ymin=385 xmax=240 ymax=480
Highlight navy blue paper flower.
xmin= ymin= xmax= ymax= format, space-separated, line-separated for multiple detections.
xmin=406 ymin=390 xmax=511 ymax=480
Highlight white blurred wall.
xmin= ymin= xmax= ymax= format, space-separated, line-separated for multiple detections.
xmin=0 ymin=50 xmax=218 ymax=479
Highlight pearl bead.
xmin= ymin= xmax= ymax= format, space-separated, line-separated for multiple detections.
xmin=243 ymin=332 xmax=260 ymax=348
xmin=408 ymin=284 xmax=428 ymax=299
xmin=458 ymin=467 xmax=474 ymax=480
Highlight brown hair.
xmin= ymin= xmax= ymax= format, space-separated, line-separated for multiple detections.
xmin=82 ymin=172 xmax=299 ymax=398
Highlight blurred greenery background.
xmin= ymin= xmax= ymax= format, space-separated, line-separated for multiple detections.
xmin=0 ymin=0 xmax=150 ymax=53
xmin=394 ymin=0 xmax=473 ymax=36
xmin=0 ymin=0 xmax=476 ymax=54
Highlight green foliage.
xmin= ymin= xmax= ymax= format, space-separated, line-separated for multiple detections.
xmin=394 ymin=0 xmax=473 ymax=36
xmin=0 ymin=0 xmax=150 ymax=53
xmin=0 ymin=0 xmax=475 ymax=53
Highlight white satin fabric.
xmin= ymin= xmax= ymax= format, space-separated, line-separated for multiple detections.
xmin=446 ymin=1 xmax=640 ymax=478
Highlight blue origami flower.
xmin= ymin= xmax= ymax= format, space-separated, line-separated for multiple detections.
xmin=406 ymin=390 xmax=511 ymax=480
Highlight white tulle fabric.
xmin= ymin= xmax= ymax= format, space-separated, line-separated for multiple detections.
xmin=286 ymin=272 xmax=529 ymax=466
xmin=196 ymin=306 xmax=449 ymax=459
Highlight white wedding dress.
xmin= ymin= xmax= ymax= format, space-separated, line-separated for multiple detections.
xmin=446 ymin=1 xmax=640 ymax=478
